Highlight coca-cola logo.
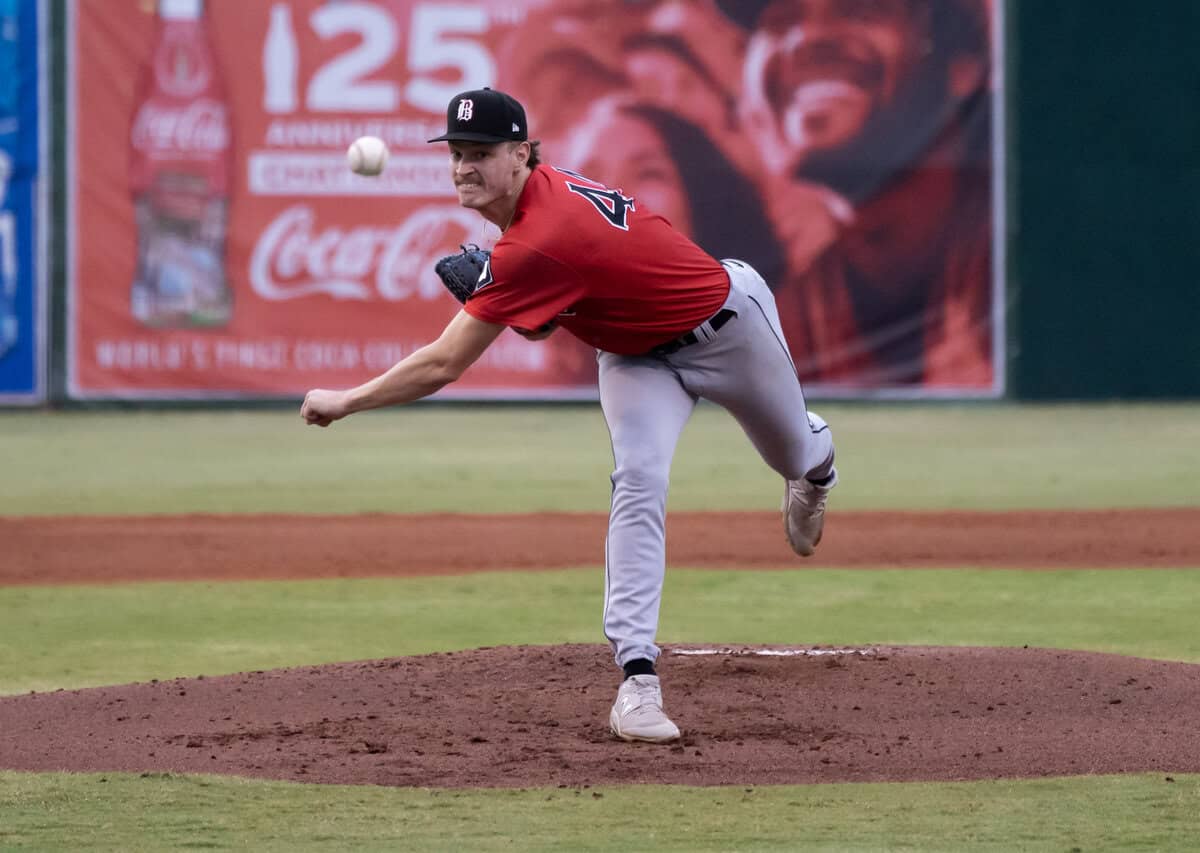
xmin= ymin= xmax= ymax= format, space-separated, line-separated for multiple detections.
xmin=154 ymin=28 xmax=211 ymax=99
xmin=249 ymin=204 xmax=479 ymax=302
xmin=132 ymin=99 xmax=229 ymax=154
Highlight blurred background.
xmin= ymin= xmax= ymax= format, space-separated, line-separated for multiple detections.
xmin=2 ymin=0 xmax=1196 ymax=410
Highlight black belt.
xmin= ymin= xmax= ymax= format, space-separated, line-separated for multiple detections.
xmin=648 ymin=308 xmax=737 ymax=356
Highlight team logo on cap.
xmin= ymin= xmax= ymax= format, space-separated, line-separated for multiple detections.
xmin=457 ymin=99 xmax=474 ymax=121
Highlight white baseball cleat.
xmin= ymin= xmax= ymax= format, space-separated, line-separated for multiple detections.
xmin=782 ymin=470 xmax=837 ymax=556
xmin=609 ymin=675 xmax=681 ymax=743
xmin=783 ymin=412 xmax=838 ymax=557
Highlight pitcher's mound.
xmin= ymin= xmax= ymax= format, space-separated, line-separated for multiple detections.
xmin=2 ymin=644 xmax=1198 ymax=788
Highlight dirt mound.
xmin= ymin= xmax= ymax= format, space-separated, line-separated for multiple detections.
xmin=3 ymin=508 xmax=1198 ymax=585
xmin=2 ymin=644 xmax=1197 ymax=788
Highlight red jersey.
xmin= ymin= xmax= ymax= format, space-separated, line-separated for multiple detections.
xmin=463 ymin=165 xmax=730 ymax=355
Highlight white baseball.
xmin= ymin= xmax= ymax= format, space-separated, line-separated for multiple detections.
xmin=347 ymin=135 xmax=389 ymax=177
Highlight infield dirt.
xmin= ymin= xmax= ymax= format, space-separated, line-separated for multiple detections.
xmin=2 ymin=509 xmax=1198 ymax=788
xmin=3 ymin=508 xmax=1198 ymax=585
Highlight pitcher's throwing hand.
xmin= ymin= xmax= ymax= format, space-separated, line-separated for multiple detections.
xmin=301 ymin=389 xmax=350 ymax=428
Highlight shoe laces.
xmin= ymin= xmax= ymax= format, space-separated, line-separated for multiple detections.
xmin=789 ymin=480 xmax=828 ymax=517
xmin=624 ymin=677 xmax=664 ymax=712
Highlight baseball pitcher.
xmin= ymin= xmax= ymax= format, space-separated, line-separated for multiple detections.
xmin=301 ymin=88 xmax=837 ymax=744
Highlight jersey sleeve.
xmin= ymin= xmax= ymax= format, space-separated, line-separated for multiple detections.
xmin=464 ymin=240 xmax=582 ymax=331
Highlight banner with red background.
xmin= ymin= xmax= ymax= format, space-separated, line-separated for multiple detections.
xmin=68 ymin=0 xmax=1001 ymax=399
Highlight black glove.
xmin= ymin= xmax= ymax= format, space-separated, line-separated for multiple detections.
xmin=434 ymin=244 xmax=492 ymax=303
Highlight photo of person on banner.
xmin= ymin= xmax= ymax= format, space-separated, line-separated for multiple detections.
xmin=502 ymin=0 xmax=995 ymax=388
xmin=717 ymin=0 xmax=995 ymax=387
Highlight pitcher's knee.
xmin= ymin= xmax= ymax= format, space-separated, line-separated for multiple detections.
xmin=611 ymin=464 xmax=670 ymax=498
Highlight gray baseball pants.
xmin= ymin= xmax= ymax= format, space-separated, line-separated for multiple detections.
xmin=599 ymin=259 xmax=835 ymax=668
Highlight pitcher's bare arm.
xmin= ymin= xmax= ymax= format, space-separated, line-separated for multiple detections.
xmin=300 ymin=310 xmax=504 ymax=427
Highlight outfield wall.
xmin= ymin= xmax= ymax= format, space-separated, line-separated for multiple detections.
xmin=1005 ymin=0 xmax=1200 ymax=399
xmin=4 ymin=0 xmax=1198 ymax=406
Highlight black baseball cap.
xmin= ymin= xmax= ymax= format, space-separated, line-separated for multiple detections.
xmin=427 ymin=88 xmax=529 ymax=144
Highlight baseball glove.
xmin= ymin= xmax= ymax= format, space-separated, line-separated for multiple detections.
xmin=434 ymin=244 xmax=492 ymax=303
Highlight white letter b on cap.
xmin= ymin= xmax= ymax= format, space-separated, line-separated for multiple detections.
xmin=457 ymin=99 xmax=474 ymax=121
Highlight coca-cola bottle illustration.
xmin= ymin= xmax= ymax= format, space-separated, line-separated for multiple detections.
xmin=129 ymin=0 xmax=232 ymax=328
xmin=263 ymin=3 xmax=298 ymax=114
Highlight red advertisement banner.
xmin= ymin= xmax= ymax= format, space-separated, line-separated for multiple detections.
xmin=69 ymin=0 xmax=1000 ymax=399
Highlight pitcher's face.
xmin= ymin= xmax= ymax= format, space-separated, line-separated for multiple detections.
xmin=747 ymin=0 xmax=928 ymax=156
xmin=448 ymin=141 xmax=528 ymax=210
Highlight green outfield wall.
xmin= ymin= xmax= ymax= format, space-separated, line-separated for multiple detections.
xmin=1006 ymin=0 xmax=1200 ymax=399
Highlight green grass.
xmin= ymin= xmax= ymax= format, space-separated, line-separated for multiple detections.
xmin=1 ymin=402 xmax=1198 ymax=514
xmin=3 ymin=568 xmax=1199 ymax=695
xmin=3 ymin=402 xmax=1199 ymax=850
xmin=1 ymin=771 xmax=1197 ymax=852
